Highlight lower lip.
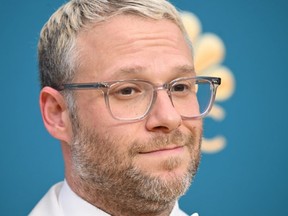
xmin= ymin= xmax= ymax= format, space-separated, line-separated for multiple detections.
xmin=140 ymin=146 xmax=184 ymax=156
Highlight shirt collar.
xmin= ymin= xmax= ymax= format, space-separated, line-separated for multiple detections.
xmin=59 ymin=180 xmax=110 ymax=216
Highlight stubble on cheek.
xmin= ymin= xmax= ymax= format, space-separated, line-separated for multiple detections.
xmin=68 ymin=122 xmax=202 ymax=215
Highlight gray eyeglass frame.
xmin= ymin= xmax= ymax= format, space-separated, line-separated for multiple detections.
xmin=57 ymin=76 xmax=221 ymax=121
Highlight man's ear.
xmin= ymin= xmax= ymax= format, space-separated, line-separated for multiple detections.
xmin=39 ymin=87 xmax=72 ymax=143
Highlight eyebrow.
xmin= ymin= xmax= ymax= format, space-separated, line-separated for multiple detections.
xmin=112 ymin=64 xmax=195 ymax=79
xmin=117 ymin=66 xmax=146 ymax=76
xmin=173 ymin=65 xmax=195 ymax=75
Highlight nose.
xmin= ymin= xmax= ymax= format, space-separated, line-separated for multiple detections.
xmin=145 ymin=90 xmax=182 ymax=133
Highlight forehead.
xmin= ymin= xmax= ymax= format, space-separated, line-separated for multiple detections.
xmin=75 ymin=15 xmax=194 ymax=81
xmin=78 ymin=15 xmax=186 ymax=45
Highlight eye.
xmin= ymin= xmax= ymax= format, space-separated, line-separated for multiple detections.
xmin=171 ymin=83 xmax=190 ymax=92
xmin=119 ymin=87 xmax=138 ymax=95
xmin=109 ymin=83 xmax=143 ymax=99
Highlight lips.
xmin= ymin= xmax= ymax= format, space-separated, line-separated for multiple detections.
xmin=139 ymin=145 xmax=184 ymax=155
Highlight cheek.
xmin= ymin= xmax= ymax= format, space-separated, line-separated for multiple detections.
xmin=183 ymin=119 xmax=203 ymax=153
xmin=76 ymin=93 xmax=112 ymax=130
xmin=183 ymin=119 xmax=203 ymax=135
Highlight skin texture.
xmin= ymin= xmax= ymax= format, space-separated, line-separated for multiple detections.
xmin=40 ymin=15 xmax=202 ymax=216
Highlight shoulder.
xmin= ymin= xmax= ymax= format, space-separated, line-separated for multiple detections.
xmin=28 ymin=182 xmax=64 ymax=216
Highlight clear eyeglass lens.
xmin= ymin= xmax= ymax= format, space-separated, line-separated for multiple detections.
xmin=171 ymin=78 xmax=213 ymax=118
xmin=107 ymin=78 xmax=213 ymax=120
xmin=108 ymin=81 xmax=154 ymax=120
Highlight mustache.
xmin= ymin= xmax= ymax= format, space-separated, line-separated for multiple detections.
xmin=128 ymin=129 xmax=193 ymax=156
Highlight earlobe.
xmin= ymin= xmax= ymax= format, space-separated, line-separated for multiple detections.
xmin=39 ymin=87 xmax=72 ymax=143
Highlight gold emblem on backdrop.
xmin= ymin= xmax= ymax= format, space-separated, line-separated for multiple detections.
xmin=181 ymin=12 xmax=236 ymax=153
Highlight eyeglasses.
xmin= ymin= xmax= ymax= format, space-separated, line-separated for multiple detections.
xmin=58 ymin=76 xmax=221 ymax=121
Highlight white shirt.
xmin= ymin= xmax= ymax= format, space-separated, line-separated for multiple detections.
xmin=29 ymin=180 xmax=199 ymax=216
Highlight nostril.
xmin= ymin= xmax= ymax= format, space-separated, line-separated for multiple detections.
xmin=153 ymin=125 xmax=170 ymax=132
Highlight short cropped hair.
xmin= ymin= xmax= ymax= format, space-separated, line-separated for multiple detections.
xmin=38 ymin=0 xmax=188 ymax=89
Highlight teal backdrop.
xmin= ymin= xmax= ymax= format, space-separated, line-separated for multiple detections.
xmin=1 ymin=0 xmax=287 ymax=215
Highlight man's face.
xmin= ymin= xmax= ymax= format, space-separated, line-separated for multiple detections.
xmin=68 ymin=15 xmax=202 ymax=214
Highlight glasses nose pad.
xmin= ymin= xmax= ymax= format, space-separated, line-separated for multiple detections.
xmin=166 ymin=89 xmax=175 ymax=107
xmin=153 ymin=86 xmax=176 ymax=109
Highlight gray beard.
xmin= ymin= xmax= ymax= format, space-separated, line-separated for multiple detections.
xmin=69 ymin=120 xmax=201 ymax=215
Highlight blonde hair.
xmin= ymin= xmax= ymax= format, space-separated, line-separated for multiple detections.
xmin=38 ymin=0 xmax=188 ymax=89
